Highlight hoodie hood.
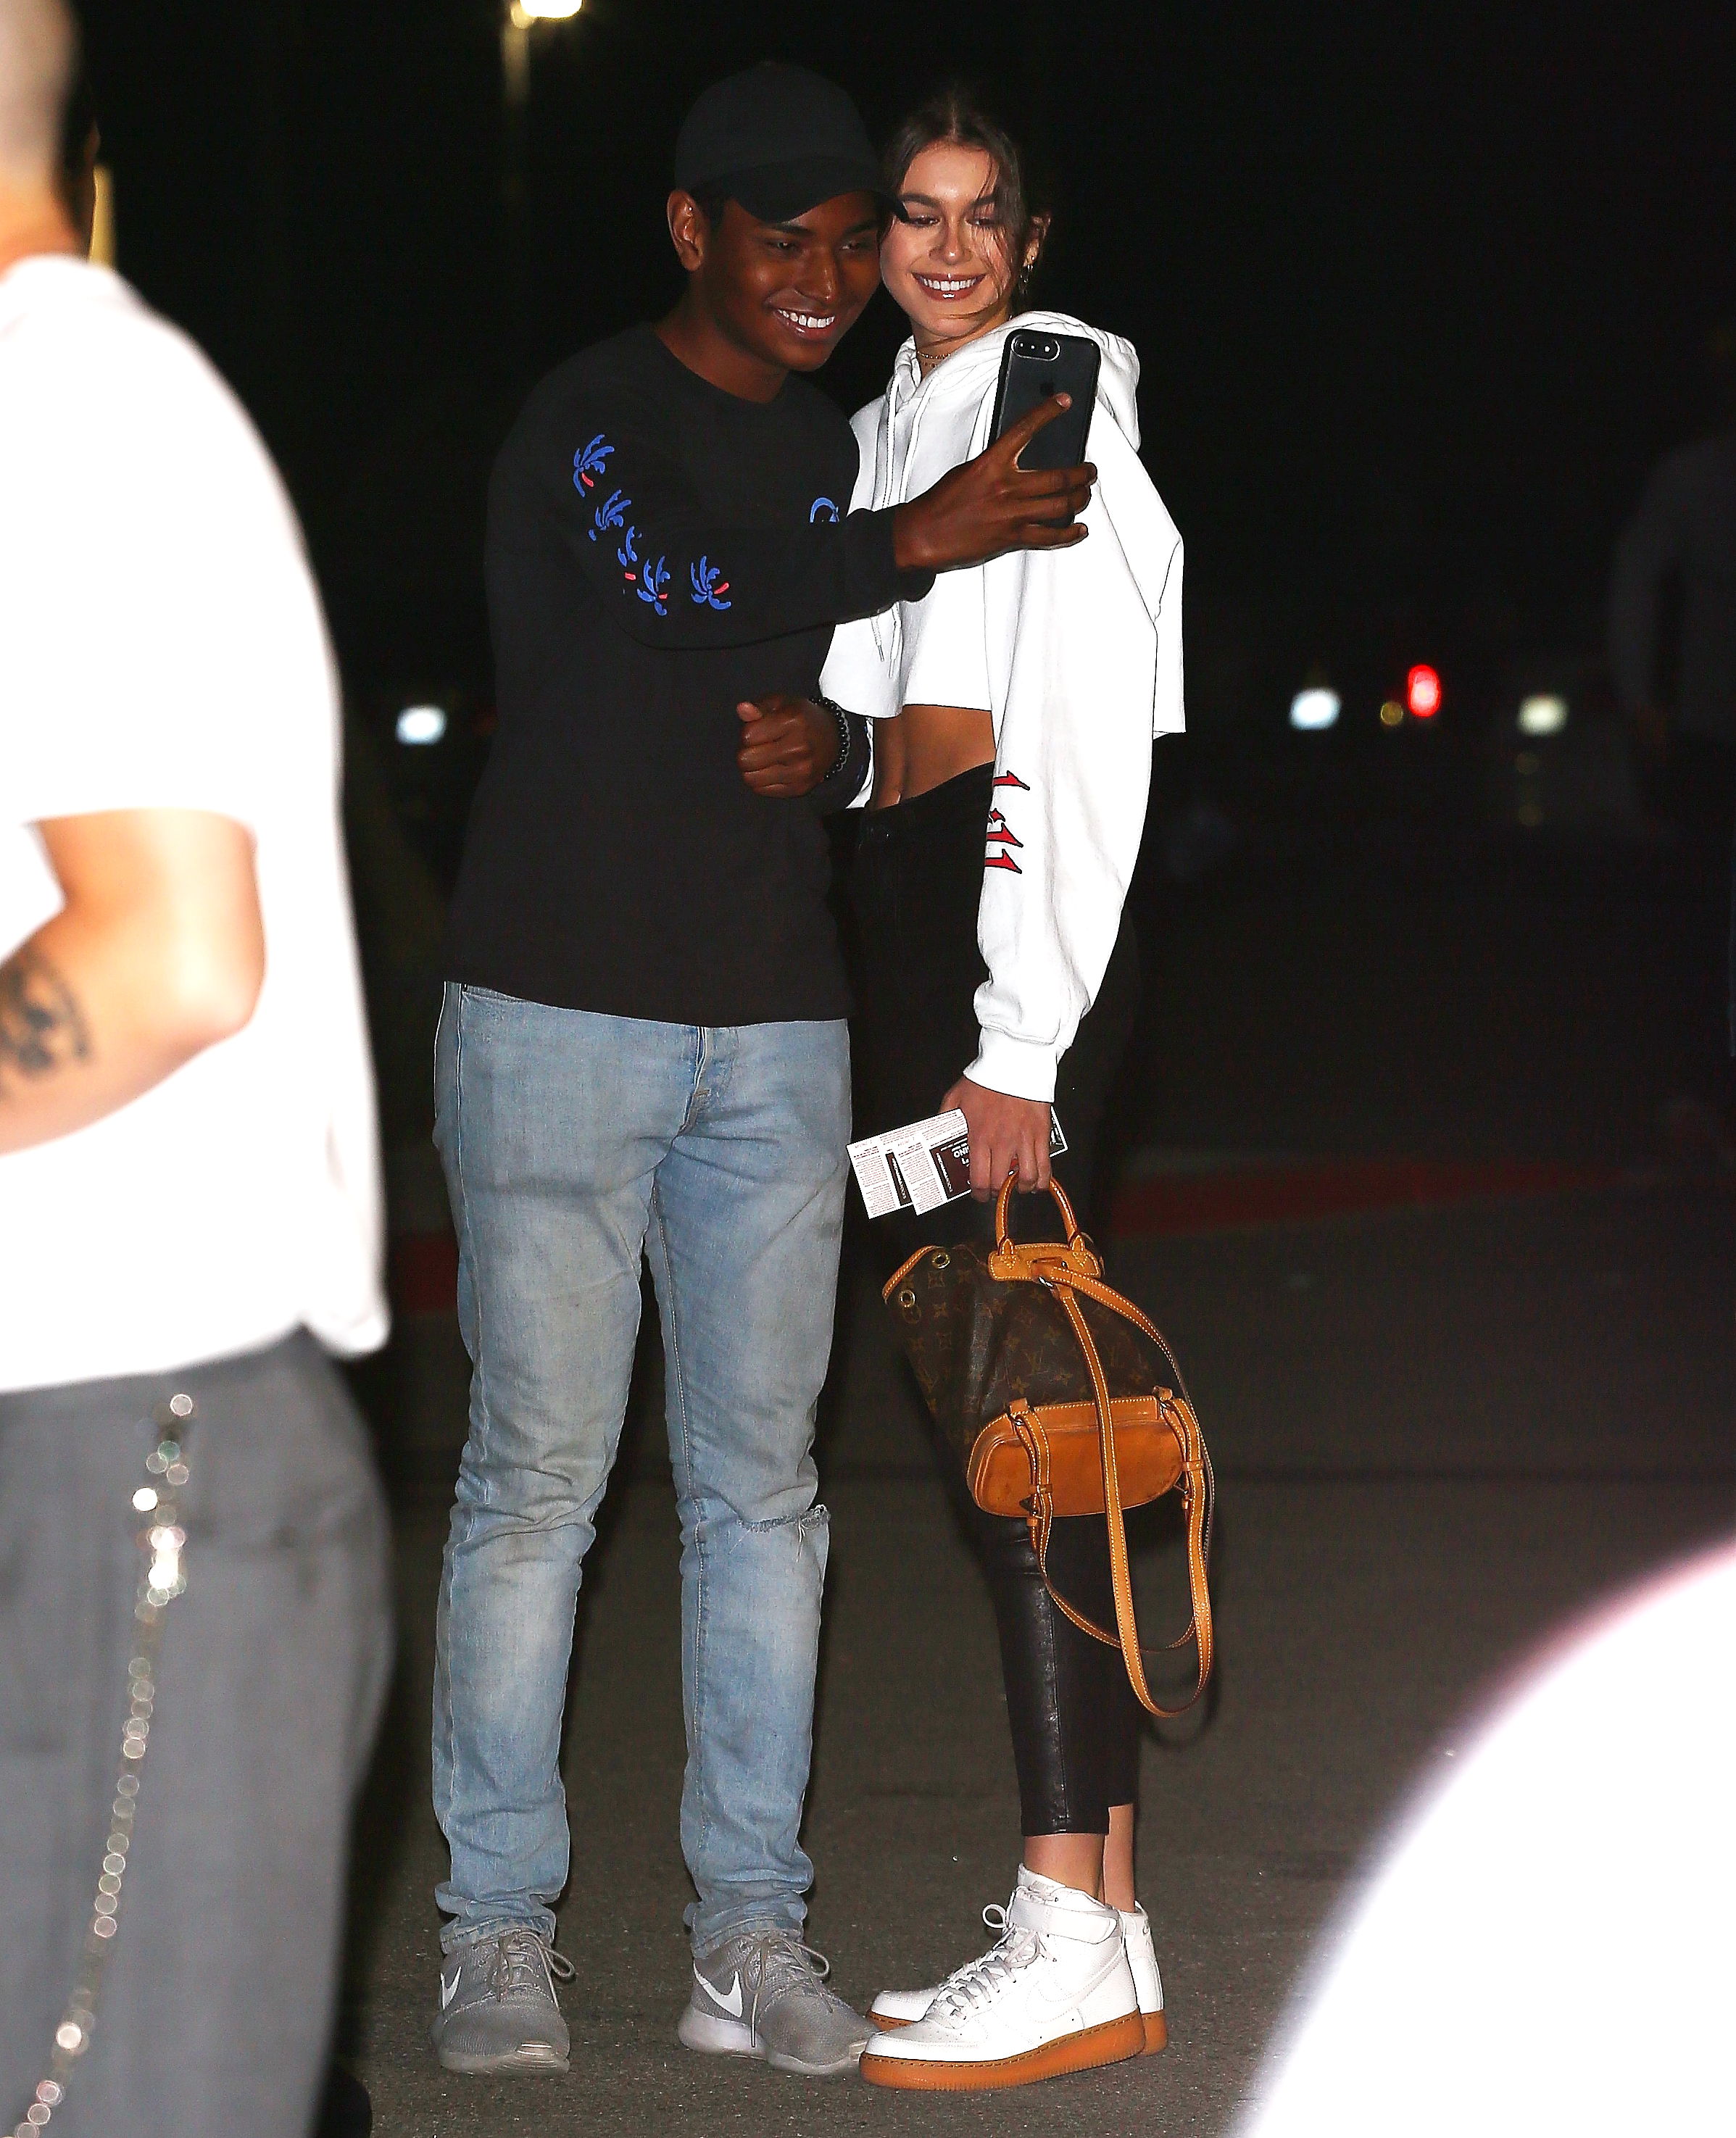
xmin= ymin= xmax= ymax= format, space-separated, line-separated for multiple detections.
xmin=894 ymin=310 xmax=1142 ymax=449
xmin=858 ymin=311 xmax=1142 ymax=523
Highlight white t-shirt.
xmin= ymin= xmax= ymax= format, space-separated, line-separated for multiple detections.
xmin=0 ymin=256 xmax=387 ymax=1392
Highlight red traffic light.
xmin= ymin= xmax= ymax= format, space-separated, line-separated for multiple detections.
xmin=1406 ymin=665 xmax=1442 ymax=719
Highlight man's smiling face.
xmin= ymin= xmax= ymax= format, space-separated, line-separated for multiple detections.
xmin=681 ymin=191 xmax=881 ymax=375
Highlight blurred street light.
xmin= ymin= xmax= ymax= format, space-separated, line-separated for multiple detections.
xmin=1289 ymin=687 xmax=1342 ymax=731
xmin=1406 ymin=664 xmax=1442 ymax=720
xmin=502 ymin=0 xmax=581 ymax=370
xmin=1518 ymin=694 xmax=1569 ymax=736
xmin=505 ymin=0 xmax=581 ymax=110
xmin=396 ymin=705 xmax=448 ymax=746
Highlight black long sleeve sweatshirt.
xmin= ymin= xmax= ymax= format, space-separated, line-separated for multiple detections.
xmin=447 ymin=324 xmax=917 ymax=1026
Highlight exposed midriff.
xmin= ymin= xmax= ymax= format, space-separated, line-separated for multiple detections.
xmin=869 ymin=704 xmax=997 ymax=809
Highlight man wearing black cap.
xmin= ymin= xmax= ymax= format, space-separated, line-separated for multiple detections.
xmin=428 ymin=62 xmax=1094 ymax=2084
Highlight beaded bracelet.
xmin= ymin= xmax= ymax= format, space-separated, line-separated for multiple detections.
xmin=816 ymin=696 xmax=856 ymax=783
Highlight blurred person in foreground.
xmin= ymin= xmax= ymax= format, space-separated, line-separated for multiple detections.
xmin=815 ymin=89 xmax=1183 ymax=2091
xmin=1609 ymin=327 xmax=1736 ymax=1155
xmin=429 ymin=61 xmax=1095 ymax=2084
xmin=1230 ymin=1539 xmax=1735 ymax=2137
xmin=0 ymin=5 xmax=391 ymax=2136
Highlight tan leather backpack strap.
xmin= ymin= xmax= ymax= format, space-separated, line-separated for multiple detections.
xmin=1013 ymin=1399 xmax=1125 ymax=1652
xmin=1018 ymin=1404 xmax=1215 ymax=1699
xmin=1052 ymin=1265 xmax=1216 ymax=1647
xmin=1031 ymin=1444 xmax=1215 ymax=1681
xmin=1010 ymin=1402 xmax=1055 ymax=1555
xmin=1052 ymin=1280 xmax=1214 ymax=1720
xmin=1034 ymin=1523 xmax=1121 ymax=1648
xmin=1060 ymin=1268 xmax=1192 ymax=1407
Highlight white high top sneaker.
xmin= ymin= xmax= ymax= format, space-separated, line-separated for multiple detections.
xmin=1119 ymin=1905 xmax=1168 ymax=2053
xmin=860 ymin=1868 xmax=1142 ymax=2091
xmin=869 ymin=1901 xmax=1168 ymax=2052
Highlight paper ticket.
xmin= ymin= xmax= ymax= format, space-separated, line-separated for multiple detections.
xmin=848 ymin=1109 xmax=1067 ymax=1219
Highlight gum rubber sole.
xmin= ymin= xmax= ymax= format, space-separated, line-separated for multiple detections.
xmin=860 ymin=2009 xmax=1145 ymax=2092
xmin=875 ymin=2008 xmax=1167 ymax=2053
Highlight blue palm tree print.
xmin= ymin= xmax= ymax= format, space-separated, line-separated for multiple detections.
xmin=573 ymin=434 xmax=614 ymax=491
xmin=616 ymin=523 xmax=668 ymax=610
xmin=690 ymin=556 xmax=731 ymax=610
xmin=617 ymin=524 xmax=645 ymax=602
xmin=637 ymin=556 xmax=671 ymax=613
xmin=589 ymin=488 xmax=628 ymax=541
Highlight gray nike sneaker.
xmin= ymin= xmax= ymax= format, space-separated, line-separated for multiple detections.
xmin=678 ymin=1929 xmax=872 ymax=2077
xmin=430 ymin=1927 xmax=576 ymax=2076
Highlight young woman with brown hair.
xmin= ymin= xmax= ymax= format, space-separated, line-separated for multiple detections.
xmin=821 ymin=88 xmax=1187 ymax=2091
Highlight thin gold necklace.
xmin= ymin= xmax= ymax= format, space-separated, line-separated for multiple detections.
xmin=915 ymin=307 xmax=1014 ymax=377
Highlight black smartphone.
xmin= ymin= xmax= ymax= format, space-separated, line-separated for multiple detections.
xmin=989 ymin=328 xmax=1101 ymax=470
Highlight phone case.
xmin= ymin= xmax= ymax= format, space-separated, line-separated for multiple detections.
xmin=989 ymin=330 xmax=1101 ymax=471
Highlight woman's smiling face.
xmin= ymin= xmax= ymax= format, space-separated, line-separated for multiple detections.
xmin=880 ymin=141 xmax=1029 ymax=356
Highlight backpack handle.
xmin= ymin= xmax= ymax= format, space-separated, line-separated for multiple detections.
xmin=989 ymin=1176 xmax=1104 ymax=1284
xmin=994 ymin=1172 xmax=1085 ymax=1248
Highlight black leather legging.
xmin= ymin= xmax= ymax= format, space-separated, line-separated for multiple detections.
xmin=851 ymin=764 xmax=1143 ymax=1834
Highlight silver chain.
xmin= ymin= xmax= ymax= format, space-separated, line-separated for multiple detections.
xmin=10 ymin=1393 xmax=195 ymax=2137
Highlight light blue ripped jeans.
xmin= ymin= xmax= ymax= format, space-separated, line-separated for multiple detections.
xmin=431 ymin=983 xmax=848 ymax=1955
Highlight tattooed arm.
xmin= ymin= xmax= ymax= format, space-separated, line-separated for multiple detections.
xmin=0 ymin=811 xmax=265 ymax=1155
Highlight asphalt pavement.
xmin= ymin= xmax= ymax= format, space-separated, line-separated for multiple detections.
xmin=336 ymin=833 xmax=1736 ymax=2135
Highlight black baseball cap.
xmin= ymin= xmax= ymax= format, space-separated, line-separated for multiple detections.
xmin=672 ymin=63 xmax=884 ymax=224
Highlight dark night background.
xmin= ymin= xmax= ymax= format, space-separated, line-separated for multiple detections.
xmin=73 ymin=1 xmax=1736 ymax=723
xmin=47 ymin=14 xmax=1736 ymax=2130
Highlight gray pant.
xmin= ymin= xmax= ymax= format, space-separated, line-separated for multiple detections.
xmin=0 ymin=1331 xmax=391 ymax=2138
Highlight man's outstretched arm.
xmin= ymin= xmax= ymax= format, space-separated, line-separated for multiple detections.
xmin=0 ymin=810 xmax=265 ymax=1155
xmin=541 ymin=394 xmax=1096 ymax=653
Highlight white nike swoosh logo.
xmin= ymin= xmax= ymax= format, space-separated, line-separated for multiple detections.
xmin=699 ymin=1968 xmax=744 ymax=2019
xmin=441 ymin=1969 xmax=462 ymax=2010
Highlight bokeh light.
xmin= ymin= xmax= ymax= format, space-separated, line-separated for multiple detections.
xmin=1289 ymin=688 xmax=1342 ymax=731
xmin=396 ymin=705 xmax=448 ymax=746
xmin=1518 ymin=694 xmax=1569 ymax=735
xmin=1406 ymin=665 xmax=1442 ymax=718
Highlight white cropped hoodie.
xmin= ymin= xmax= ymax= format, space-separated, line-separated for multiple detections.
xmin=821 ymin=311 xmax=1184 ymax=1103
